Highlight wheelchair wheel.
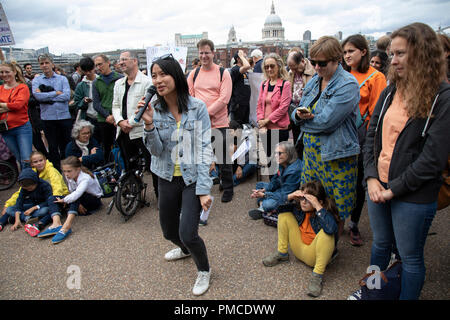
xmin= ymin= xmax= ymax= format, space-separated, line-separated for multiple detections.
xmin=0 ymin=160 xmax=18 ymax=191
xmin=114 ymin=173 xmax=142 ymax=219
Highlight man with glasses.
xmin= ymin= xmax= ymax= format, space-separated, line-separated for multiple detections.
xmin=187 ymin=39 xmax=234 ymax=203
xmin=32 ymin=54 xmax=72 ymax=171
xmin=112 ymin=50 xmax=158 ymax=198
xmin=92 ymin=54 xmax=123 ymax=162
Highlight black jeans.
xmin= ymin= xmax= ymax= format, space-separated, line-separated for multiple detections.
xmin=212 ymin=127 xmax=233 ymax=194
xmin=97 ymin=121 xmax=116 ymax=162
xmin=158 ymin=177 xmax=209 ymax=272
xmin=42 ymin=119 xmax=72 ymax=171
xmin=350 ymin=156 xmax=365 ymax=226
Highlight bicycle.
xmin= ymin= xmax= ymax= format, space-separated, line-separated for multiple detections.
xmin=95 ymin=149 xmax=150 ymax=222
xmin=0 ymin=160 xmax=18 ymax=191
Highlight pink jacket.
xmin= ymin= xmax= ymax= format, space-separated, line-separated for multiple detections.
xmin=256 ymin=78 xmax=292 ymax=129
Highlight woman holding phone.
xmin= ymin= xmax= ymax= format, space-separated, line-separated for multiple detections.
xmin=291 ymin=36 xmax=360 ymax=240
xmin=139 ymin=54 xmax=213 ymax=296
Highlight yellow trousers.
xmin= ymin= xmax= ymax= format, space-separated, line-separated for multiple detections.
xmin=277 ymin=212 xmax=335 ymax=275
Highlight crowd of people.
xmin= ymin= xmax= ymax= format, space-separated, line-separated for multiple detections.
xmin=0 ymin=22 xmax=449 ymax=300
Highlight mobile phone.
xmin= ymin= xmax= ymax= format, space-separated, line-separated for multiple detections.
xmin=297 ymin=107 xmax=310 ymax=114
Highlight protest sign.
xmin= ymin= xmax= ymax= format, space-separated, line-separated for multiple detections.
xmin=0 ymin=3 xmax=15 ymax=46
xmin=146 ymin=46 xmax=188 ymax=78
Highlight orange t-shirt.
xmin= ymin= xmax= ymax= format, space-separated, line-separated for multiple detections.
xmin=377 ymin=92 xmax=409 ymax=183
xmin=299 ymin=212 xmax=316 ymax=245
xmin=351 ymin=66 xmax=387 ymax=128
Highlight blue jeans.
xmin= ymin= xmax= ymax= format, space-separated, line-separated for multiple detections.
xmin=233 ymin=164 xmax=257 ymax=186
xmin=1 ymin=121 xmax=33 ymax=169
xmin=255 ymin=181 xmax=278 ymax=212
xmin=367 ymin=197 xmax=437 ymax=300
xmin=1 ymin=203 xmax=50 ymax=225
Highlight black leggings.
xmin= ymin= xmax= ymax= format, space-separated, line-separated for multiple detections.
xmin=158 ymin=176 xmax=209 ymax=272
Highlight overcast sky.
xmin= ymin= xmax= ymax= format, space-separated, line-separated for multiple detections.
xmin=2 ymin=0 xmax=449 ymax=55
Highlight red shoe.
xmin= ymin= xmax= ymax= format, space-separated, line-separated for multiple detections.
xmin=350 ymin=227 xmax=363 ymax=246
xmin=24 ymin=224 xmax=40 ymax=237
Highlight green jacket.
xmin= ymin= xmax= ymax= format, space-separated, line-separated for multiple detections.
xmin=71 ymin=77 xmax=97 ymax=120
xmin=92 ymin=71 xmax=123 ymax=122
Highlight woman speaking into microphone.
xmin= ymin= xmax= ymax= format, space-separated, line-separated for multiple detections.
xmin=137 ymin=54 xmax=213 ymax=296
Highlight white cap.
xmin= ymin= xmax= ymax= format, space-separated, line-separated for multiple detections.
xmin=250 ymin=49 xmax=263 ymax=58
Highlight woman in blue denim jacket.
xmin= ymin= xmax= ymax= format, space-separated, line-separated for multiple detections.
xmin=291 ymin=36 xmax=360 ymax=236
xmin=139 ymin=55 xmax=213 ymax=296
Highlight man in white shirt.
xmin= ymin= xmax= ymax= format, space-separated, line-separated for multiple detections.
xmin=112 ymin=50 xmax=158 ymax=197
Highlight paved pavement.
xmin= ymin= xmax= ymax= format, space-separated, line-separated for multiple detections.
xmin=0 ymin=173 xmax=449 ymax=300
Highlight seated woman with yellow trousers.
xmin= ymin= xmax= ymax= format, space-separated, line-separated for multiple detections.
xmin=262 ymin=180 xmax=339 ymax=298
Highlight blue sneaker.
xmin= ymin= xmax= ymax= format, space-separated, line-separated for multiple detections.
xmin=37 ymin=226 xmax=62 ymax=238
xmin=52 ymin=229 xmax=72 ymax=244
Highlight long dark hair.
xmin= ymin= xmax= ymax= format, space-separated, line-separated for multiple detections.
xmin=150 ymin=58 xmax=190 ymax=114
xmin=300 ymin=180 xmax=340 ymax=223
xmin=342 ymin=34 xmax=370 ymax=73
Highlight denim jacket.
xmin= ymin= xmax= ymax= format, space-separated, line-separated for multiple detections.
xmin=291 ymin=64 xmax=360 ymax=161
xmin=144 ymin=96 xmax=213 ymax=195
xmin=264 ymin=159 xmax=303 ymax=205
xmin=277 ymin=202 xmax=338 ymax=235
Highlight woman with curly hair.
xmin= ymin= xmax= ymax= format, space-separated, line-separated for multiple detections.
xmin=362 ymin=23 xmax=449 ymax=300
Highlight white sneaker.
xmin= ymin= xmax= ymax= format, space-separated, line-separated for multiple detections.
xmin=192 ymin=269 xmax=211 ymax=296
xmin=164 ymin=248 xmax=191 ymax=261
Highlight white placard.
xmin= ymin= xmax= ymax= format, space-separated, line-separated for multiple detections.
xmin=248 ymin=72 xmax=264 ymax=126
xmin=231 ymin=139 xmax=251 ymax=162
xmin=146 ymin=46 xmax=188 ymax=78
xmin=0 ymin=3 xmax=15 ymax=46
xmin=200 ymin=196 xmax=214 ymax=221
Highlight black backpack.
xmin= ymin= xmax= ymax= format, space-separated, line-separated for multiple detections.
xmin=193 ymin=66 xmax=225 ymax=84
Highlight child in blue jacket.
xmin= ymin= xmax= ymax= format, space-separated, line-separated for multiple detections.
xmin=0 ymin=168 xmax=59 ymax=231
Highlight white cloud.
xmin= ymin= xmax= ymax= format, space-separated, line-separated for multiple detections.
xmin=2 ymin=0 xmax=449 ymax=54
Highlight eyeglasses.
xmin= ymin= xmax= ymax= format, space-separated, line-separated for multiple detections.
xmin=275 ymin=151 xmax=286 ymax=156
xmin=310 ymin=59 xmax=330 ymax=67
xmin=264 ymin=64 xmax=277 ymax=70
xmin=152 ymin=53 xmax=175 ymax=62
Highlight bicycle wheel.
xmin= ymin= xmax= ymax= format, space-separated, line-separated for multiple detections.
xmin=0 ymin=160 xmax=18 ymax=191
xmin=114 ymin=173 xmax=142 ymax=218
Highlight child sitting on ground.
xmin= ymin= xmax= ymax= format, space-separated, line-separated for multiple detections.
xmin=1 ymin=151 xmax=70 ymax=237
xmin=262 ymin=180 xmax=339 ymax=298
xmin=0 ymin=168 xmax=59 ymax=232
xmin=37 ymin=156 xmax=103 ymax=244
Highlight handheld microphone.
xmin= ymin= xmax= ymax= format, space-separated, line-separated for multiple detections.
xmin=134 ymin=85 xmax=157 ymax=123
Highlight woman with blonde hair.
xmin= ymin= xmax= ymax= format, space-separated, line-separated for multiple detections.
xmin=0 ymin=62 xmax=32 ymax=169
xmin=256 ymin=53 xmax=292 ymax=168
xmin=361 ymin=23 xmax=449 ymax=300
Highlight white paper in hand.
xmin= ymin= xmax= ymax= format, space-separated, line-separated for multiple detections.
xmin=231 ymin=139 xmax=251 ymax=162
xmin=200 ymin=196 xmax=214 ymax=221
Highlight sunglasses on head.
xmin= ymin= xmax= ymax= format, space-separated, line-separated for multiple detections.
xmin=152 ymin=53 xmax=175 ymax=62
xmin=310 ymin=59 xmax=330 ymax=67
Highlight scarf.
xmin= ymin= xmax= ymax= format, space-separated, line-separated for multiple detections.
xmin=75 ymin=139 xmax=90 ymax=157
